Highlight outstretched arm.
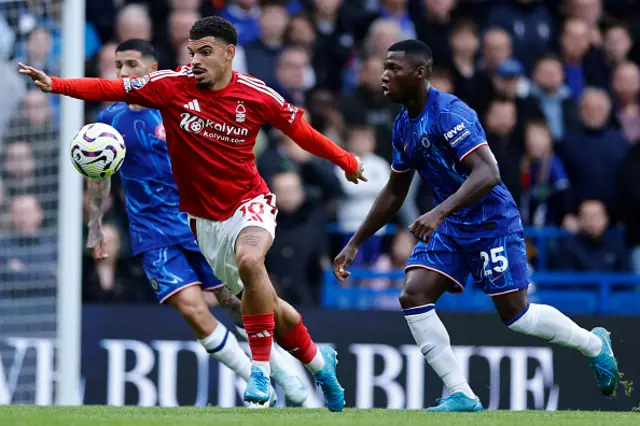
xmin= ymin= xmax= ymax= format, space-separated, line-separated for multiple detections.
xmin=86 ymin=178 xmax=112 ymax=260
xmin=18 ymin=63 xmax=165 ymax=107
xmin=333 ymin=169 xmax=414 ymax=281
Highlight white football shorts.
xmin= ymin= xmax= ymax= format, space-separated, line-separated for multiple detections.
xmin=188 ymin=193 xmax=277 ymax=295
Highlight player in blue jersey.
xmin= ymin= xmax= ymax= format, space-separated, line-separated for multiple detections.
xmin=86 ymin=39 xmax=307 ymax=407
xmin=334 ymin=40 xmax=619 ymax=412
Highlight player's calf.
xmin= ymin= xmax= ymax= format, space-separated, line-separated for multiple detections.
xmin=496 ymin=290 xmax=619 ymax=396
xmin=167 ymin=286 xmax=252 ymax=382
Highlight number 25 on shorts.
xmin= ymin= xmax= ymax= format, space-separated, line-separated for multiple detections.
xmin=480 ymin=246 xmax=509 ymax=276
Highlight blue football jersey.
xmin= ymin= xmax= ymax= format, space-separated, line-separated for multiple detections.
xmin=98 ymin=103 xmax=195 ymax=255
xmin=391 ymin=87 xmax=523 ymax=238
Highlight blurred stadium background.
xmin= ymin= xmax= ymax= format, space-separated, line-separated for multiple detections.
xmin=1 ymin=0 xmax=640 ymax=411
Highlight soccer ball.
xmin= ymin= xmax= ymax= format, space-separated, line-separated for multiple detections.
xmin=70 ymin=123 xmax=126 ymax=179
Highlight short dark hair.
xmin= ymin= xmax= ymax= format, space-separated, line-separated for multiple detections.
xmin=388 ymin=39 xmax=433 ymax=77
xmin=189 ymin=16 xmax=238 ymax=45
xmin=116 ymin=39 xmax=158 ymax=61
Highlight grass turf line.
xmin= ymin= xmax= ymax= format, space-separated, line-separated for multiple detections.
xmin=1 ymin=406 xmax=639 ymax=426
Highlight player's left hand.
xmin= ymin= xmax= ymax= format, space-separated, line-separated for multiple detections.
xmin=346 ymin=156 xmax=368 ymax=184
xmin=408 ymin=207 xmax=447 ymax=242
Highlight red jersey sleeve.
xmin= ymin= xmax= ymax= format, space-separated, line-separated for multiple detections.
xmin=255 ymin=83 xmax=357 ymax=174
xmin=50 ymin=70 xmax=181 ymax=109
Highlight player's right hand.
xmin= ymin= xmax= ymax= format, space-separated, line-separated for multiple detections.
xmin=18 ymin=63 xmax=53 ymax=92
xmin=91 ymin=241 xmax=109 ymax=260
xmin=333 ymin=244 xmax=359 ymax=282
xmin=346 ymin=156 xmax=368 ymax=184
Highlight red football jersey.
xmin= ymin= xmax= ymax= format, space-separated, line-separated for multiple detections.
xmin=53 ymin=67 xmax=356 ymax=221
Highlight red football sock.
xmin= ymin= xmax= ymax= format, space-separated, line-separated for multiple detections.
xmin=276 ymin=315 xmax=318 ymax=364
xmin=242 ymin=312 xmax=275 ymax=363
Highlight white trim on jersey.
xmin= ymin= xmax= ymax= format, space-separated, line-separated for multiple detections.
xmin=237 ymin=75 xmax=285 ymax=106
xmin=150 ymin=67 xmax=192 ymax=82
xmin=238 ymin=75 xmax=286 ymax=104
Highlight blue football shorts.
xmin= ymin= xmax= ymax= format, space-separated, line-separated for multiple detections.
xmin=141 ymin=239 xmax=223 ymax=303
xmin=406 ymin=231 xmax=531 ymax=296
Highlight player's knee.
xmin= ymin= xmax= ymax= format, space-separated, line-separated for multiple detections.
xmin=175 ymin=297 xmax=211 ymax=325
xmin=235 ymin=249 xmax=265 ymax=275
xmin=399 ymin=282 xmax=434 ymax=309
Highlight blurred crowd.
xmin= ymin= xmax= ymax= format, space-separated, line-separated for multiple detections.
xmin=1 ymin=0 xmax=640 ymax=308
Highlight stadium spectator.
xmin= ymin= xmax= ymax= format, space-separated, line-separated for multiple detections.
xmin=14 ymin=27 xmax=58 ymax=84
xmin=219 ymin=0 xmax=261 ymax=45
xmin=266 ymin=170 xmax=331 ymax=306
xmin=285 ymin=13 xmax=316 ymax=56
xmin=558 ymin=87 xmax=628 ymax=220
xmin=343 ymin=18 xmax=402 ymax=92
xmin=161 ymin=8 xmax=201 ymax=69
xmin=471 ymin=28 xmax=513 ymax=114
xmin=484 ymin=99 xmax=522 ymax=203
xmin=378 ymin=0 xmax=416 ymax=40
xmin=115 ymin=4 xmax=152 ymax=43
xmin=489 ymin=59 xmax=544 ymax=140
xmin=309 ymin=0 xmax=356 ymax=91
xmin=565 ymin=0 xmax=607 ymax=46
xmin=611 ymin=61 xmax=640 ymax=144
xmin=448 ymin=19 xmax=479 ymax=105
xmin=529 ymin=54 xmax=579 ymax=141
xmin=414 ymin=0 xmax=455 ymax=65
xmin=271 ymin=46 xmax=312 ymax=106
xmin=335 ymin=125 xmax=390 ymax=266
xmin=340 ymin=55 xmax=401 ymax=161
xmin=520 ymin=120 xmax=571 ymax=227
xmin=601 ymin=24 xmax=634 ymax=87
xmin=559 ymin=18 xmax=607 ymax=98
xmin=555 ymin=199 xmax=628 ymax=272
xmin=485 ymin=0 xmax=554 ymax=72
xmin=82 ymin=224 xmax=151 ymax=303
xmin=0 ymin=195 xmax=56 ymax=296
xmin=96 ymin=42 xmax=118 ymax=80
xmin=305 ymin=86 xmax=344 ymax=143
xmin=244 ymin=4 xmax=289 ymax=82
xmin=2 ymin=140 xmax=36 ymax=197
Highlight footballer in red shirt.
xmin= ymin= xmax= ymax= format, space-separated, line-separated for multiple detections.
xmin=20 ymin=16 xmax=361 ymax=410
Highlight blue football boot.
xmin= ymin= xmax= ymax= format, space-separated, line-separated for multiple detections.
xmin=313 ymin=346 xmax=345 ymax=412
xmin=589 ymin=327 xmax=619 ymax=397
xmin=425 ymin=392 xmax=483 ymax=412
xmin=244 ymin=366 xmax=273 ymax=408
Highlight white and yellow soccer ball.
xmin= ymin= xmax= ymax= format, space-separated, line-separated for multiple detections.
xmin=70 ymin=123 xmax=126 ymax=179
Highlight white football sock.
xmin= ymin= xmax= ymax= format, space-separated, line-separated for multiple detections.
xmin=200 ymin=323 xmax=251 ymax=381
xmin=507 ymin=303 xmax=602 ymax=357
xmin=404 ymin=304 xmax=475 ymax=399
xmin=236 ymin=325 xmax=248 ymax=340
xmin=305 ymin=349 xmax=325 ymax=374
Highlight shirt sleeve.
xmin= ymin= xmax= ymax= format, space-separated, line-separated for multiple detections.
xmin=437 ymin=101 xmax=488 ymax=162
xmin=51 ymin=69 xmax=178 ymax=109
xmin=391 ymin=116 xmax=412 ymax=173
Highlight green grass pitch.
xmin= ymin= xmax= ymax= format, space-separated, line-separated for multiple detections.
xmin=1 ymin=406 xmax=639 ymax=426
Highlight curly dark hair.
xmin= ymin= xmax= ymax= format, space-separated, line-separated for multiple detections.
xmin=189 ymin=16 xmax=238 ymax=46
